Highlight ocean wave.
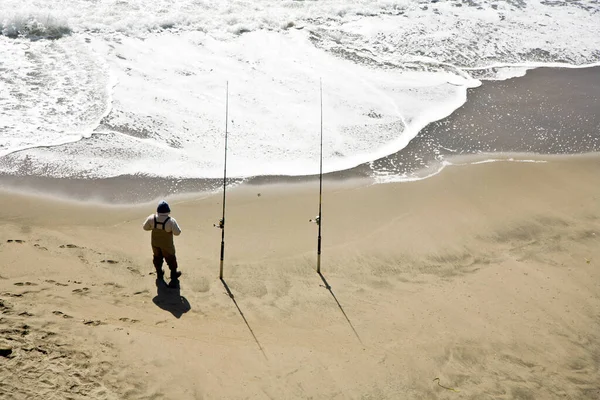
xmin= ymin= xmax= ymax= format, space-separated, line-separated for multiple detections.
xmin=1 ymin=0 xmax=599 ymax=182
xmin=2 ymin=1 xmax=599 ymax=67
xmin=0 ymin=12 xmax=71 ymax=39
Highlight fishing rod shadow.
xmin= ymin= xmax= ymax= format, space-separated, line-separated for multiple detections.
xmin=220 ymin=278 xmax=267 ymax=360
xmin=317 ymin=272 xmax=363 ymax=345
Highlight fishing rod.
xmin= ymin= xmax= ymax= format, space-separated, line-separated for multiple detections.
xmin=310 ymin=80 xmax=324 ymax=273
xmin=215 ymin=81 xmax=229 ymax=279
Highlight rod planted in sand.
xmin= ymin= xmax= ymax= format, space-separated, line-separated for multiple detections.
xmin=317 ymin=80 xmax=324 ymax=273
xmin=215 ymin=82 xmax=229 ymax=279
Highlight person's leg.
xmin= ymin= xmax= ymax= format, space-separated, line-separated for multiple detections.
xmin=152 ymin=246 xmax=164 ymax=278
xmin=164 ymin=252 xmax=181 ymax=280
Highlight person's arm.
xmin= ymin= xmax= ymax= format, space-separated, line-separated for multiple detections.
xmin=142 ymin=215 xmax=153 ymax=231
xmin=170 ymin=218 xmax=182 ymax=236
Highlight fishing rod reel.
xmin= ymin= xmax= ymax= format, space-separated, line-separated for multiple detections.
xmin=214 ymin=218 xmax=224 ymax=229
xmin=309 ymin=215 xmax=320 ymax=226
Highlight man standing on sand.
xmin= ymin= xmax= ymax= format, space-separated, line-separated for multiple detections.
xmin=143 ymin=200 xmax=182 ymax=286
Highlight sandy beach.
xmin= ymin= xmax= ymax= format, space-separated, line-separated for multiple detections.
xmin=2 ymin=1 xmax=599 ymax=398
xmin=1 ymin=153 xmax=599 ymax=399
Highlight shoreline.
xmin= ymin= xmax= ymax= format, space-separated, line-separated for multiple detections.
xmin=1 ymin=151 xmax=598 ymax=205
xmin=1 ymin=64 xmax=599 ymax=203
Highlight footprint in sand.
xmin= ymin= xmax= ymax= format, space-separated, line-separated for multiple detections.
xmin=72 ymin=288 xmax=90 ymax=295
xmin=101 ymin=260 xmax=119 ymax=264
xmin=127 ymin=266 xmax=143 ymax=276
xmin=118 ymin=317 xmax=140 ymax=323
xmin=33 ymin=244 xmax=48 ymax=251
xmin=22 ymin=346 xmax=49 ymax=355
xmin=59 ymin=244 xmax=80 ymax=249
xmin=104 ymin=282 xmax=124 ymax=289
xmin=18 ymin=311 xmax=34 ymax=317
xmin=6 ymin=239 xmax=25 ymax=243
xmin=83 ymin=320 xmax=103 ymax=326
xmin=1 ymin=300 xmax=12 ymax=315
xmin=14 ymin=282 xmax=38 ymax=287
xmin=52 ymin=311 xmax=73 ymax=319
xmin=2 ymin=292 xmax=23 ymax=298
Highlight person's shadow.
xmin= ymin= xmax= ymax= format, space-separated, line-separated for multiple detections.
xmin=152 ymin=279 xmax=191 ymax=318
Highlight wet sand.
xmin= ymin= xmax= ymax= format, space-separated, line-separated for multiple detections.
xmin=365 ymin=65 xmax=600 ymax=178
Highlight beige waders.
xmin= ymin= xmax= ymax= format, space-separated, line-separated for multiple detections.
xmin=151 ymin=216 xmax=179 ymax=280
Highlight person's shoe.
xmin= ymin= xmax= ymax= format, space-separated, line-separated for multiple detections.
xmin=167 ymin=271 xmax=181 ymax=288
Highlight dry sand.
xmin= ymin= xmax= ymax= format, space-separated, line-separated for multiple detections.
xmin=1 ymin=154 xmax=599 ymax=399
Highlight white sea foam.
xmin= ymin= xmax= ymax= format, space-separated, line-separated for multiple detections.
xmin=1 ymin=0 xmax=599 ymax=180
xmin=373 ymin=156 xmax=548 ymax=185
xmin=0 ymin=35 xmax=111 ymax=157
xmin=0 ymin=12 xmax=70 ymax=39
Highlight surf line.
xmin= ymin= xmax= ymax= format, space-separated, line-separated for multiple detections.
xmin=309 ymin=79 xmax=324 ymax=273
xmin=214 ymin=81 xmax=229 ymax=279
